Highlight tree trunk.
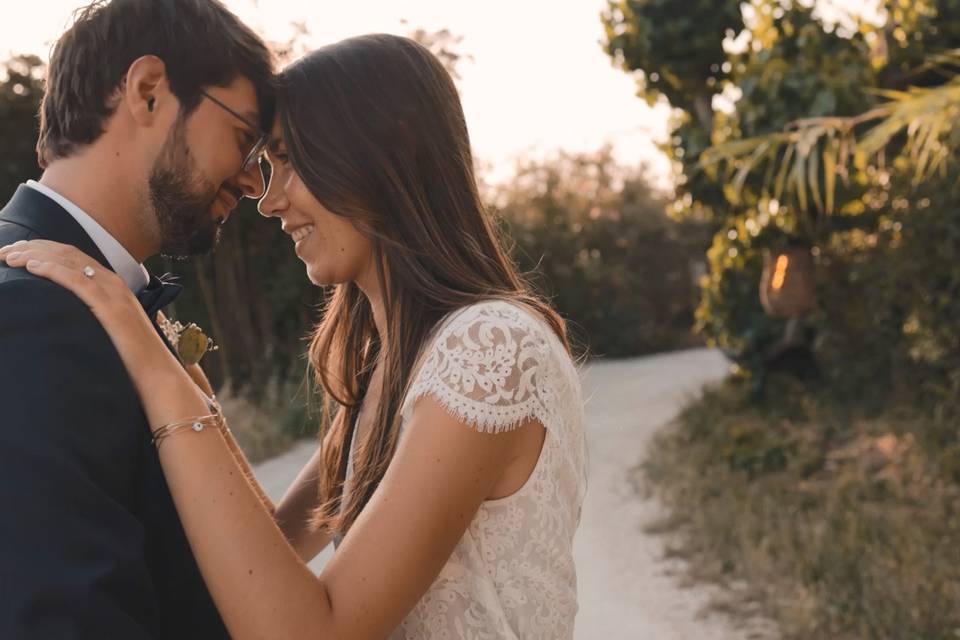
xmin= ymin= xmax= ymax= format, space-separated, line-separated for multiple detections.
xmin=692 ymin=94 xmax=714 ymax=137
xmin=194 ymin=258 xmax=233 ymax=387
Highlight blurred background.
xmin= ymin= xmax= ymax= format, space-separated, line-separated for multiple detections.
xmin=4 ymin=0 xmax=960 ymax=637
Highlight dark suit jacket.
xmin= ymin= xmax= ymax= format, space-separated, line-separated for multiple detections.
xmin=0 ymin=185 xmax=229 ymax=639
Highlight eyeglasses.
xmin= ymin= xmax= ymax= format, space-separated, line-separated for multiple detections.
xmin=200 ymin=91 xmax=270 ymax=173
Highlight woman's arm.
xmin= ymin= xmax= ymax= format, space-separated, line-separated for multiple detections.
xmin=0 ymin=242 xmax=529 ymax=639
xmin=180 ymin=333 xmax=329 ymax=552
xmin=221 ymin=415 xmax=277 ymax=516
xmin=159 ymin=312 xmax=276 ymax=516
xmin=136 ymin=356 xmax=331 ymax=639
xmin=178 ymin=331 xmax=331 ymax=557
xmin=274 ymin=442 xmax=333 ymax=561
xmin=133 ymin=335 xmax=528 ymax=640
xmin=143 ymin=352 xmax=527 ymax=640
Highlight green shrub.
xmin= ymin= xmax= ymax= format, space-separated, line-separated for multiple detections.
xmin=491 ymin=148 xmax=706 ymax=358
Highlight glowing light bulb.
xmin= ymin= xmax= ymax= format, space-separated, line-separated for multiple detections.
xmin=771 ymin=254 xmax=789 ymax=291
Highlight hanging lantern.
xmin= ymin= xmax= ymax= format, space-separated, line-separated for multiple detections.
xmin=759 ymin=246 xmax=816 ymax=317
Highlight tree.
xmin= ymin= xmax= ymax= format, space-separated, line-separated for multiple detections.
xmin=602 ymin=0 xmax=743 ymax=131
xmin=491 ymin=148 xmax=705 ymax=357
xmin=603 ymin=1 xmax=887 ymax=384
xmin=405 ymin=24 xmax=472 ymax=81
xmin=0 ymin=55 xmax=44 ymax=204
xmin=604 ymin=1 xmax=960 ymax=392
xmin=603 ymin=0 xmax=743 ymax=225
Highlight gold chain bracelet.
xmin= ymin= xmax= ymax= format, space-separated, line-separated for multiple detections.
xmin=151 ymin=413 xmax=224 ymax=450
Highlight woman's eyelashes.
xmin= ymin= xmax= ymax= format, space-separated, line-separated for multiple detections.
xmin=267 ymin=150 xmax=289 ymax=167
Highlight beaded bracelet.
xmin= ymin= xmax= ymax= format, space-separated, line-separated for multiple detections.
xmin=151 ymin=413 xmax=224 ymax=450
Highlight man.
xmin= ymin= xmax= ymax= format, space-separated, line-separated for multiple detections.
xmin=0 ymin=1 xmax=274 ymax=637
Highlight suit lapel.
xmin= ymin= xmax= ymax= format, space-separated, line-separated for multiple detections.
xmin=0 ymin=184 xmax=113 ymax=271
xmin=1 ymin=184 xmax=183 ymax=362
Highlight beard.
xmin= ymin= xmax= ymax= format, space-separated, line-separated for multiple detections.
xmin=148 ymin=117 xmax=222 ymax=259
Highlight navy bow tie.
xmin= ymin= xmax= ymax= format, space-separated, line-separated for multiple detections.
xmin=136 ymin=273 xmax=183 ymax=320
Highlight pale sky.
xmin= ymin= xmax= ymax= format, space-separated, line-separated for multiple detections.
xmin=2 ymin=1 xmax=882 ymax=187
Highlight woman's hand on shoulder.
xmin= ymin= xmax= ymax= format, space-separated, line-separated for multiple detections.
xmin=0 ymin=239 xmax=174 ymax=385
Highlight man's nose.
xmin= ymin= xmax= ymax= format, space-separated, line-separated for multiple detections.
xmin=235 ymin=159 xmax=266 ymax=199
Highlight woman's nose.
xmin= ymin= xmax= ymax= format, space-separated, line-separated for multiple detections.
xmin=258 ymin=174 xmax=287 ymax=218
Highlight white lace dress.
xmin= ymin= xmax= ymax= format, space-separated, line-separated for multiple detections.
xmin=344 ymin=299 xmax=588 ymax=639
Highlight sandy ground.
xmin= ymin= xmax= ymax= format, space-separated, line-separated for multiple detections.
xmin=253 ymin=347 xmax=779 ymax=638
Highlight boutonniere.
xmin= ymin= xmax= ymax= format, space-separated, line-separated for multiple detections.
xmin=157 ymin=314 xmax=219 ymax=365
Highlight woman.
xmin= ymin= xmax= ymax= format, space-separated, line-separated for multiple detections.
xmin=1 ymin=34 xmax=586 ymax=639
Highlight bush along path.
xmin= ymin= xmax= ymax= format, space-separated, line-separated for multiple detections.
xmin=647 ymin=367 xmax=960 ymax=640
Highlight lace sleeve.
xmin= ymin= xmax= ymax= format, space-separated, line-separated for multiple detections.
xmin=404 ymin=301 xmax=556 ymax=434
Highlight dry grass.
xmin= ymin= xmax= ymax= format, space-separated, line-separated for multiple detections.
xmin=217 ymin=377 xmax=318 ymax=463
xmin=643 ymin=376 xmax=960 ymax=640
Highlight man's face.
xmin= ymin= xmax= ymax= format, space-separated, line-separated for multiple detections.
xmin=149 ymin=76 xmax=266 ymax=258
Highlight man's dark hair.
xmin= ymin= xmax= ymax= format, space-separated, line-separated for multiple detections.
xmin=37 ymin=0 xmax=275 ymax=167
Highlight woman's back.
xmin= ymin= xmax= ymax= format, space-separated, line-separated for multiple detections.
xmin=344 ymin=299 xmax=587 ymax=639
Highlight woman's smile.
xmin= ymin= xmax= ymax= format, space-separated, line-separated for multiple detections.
xmin=291 ymin=224 xmax=315 ymax=244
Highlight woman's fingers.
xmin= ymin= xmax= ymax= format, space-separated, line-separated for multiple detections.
xmin=2 ymin=240 xmax=159 ymax=377
xmin=3 ymin=247 xmax=82 ymax=271
xmin=20 ymin=258 xmax=110 ymax=311
xmin=1 ymin=239 xmax=98 ymax=267
xmin=0 ymin=238 xmax=71 ymax=259
xmin=0 ymin=238 xmax=29 ymax=257
xmin=0 ymin=241 xmax=128 ymax=317
xmin=1 ymin=240 xmax=126 ymax=291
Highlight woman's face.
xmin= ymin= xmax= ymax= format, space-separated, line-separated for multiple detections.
xmin=258 ymin=120 xmax=374 ymax=288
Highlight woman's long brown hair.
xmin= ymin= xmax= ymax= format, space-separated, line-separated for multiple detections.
xmin=277 ymin=34 xmax=569 ymax=536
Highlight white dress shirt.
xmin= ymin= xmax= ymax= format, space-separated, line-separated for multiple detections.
xmin=25 ymin=180 xmax=150 ymax=293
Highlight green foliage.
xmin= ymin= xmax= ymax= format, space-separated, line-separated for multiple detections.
xmin=704 ymin=60 xmax=960 ymax=221
xmin=602 ymin=0 xmax=743 ymax=227
xmin=605 ymin=0 xmax=960 ymax=401
xmin=694 ymin=204 xmax=786 ymax=359
xmin=0 ymin=55 xmax=43 ymax=199
xmin=604 ymin=5 xmax=960 ymax=633
xmin=728 ymin=5 xmax=876 ymax=138
xmin=832 ymin=164 xmax=960 ymax=402
xmin=691 ymin=5 xmax=882 ymax=388
xmin=602 ymin=0 xmax=743 ymax=114
xmin=701 ymin=120 xmax=960 ymax=409
xmin=607 ymin=5 xmax=960 ymax=631
xmin=876 ymin=0 xmax=960 ymax=88
xmin=490 ymin=148 xmax=705 ymax=358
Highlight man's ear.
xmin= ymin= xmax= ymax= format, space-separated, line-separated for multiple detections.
xmin=124 ymin=55 xmax=173 ymax=126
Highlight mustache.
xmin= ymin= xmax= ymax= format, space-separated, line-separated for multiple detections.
xmin=214 ymin=185 xmax=244 ymax=226
xmin=220 ymin=184 xmax=244 ymax=203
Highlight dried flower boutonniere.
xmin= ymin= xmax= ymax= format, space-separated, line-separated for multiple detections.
xmin=157 ymin=313 xmax=219 ymax=366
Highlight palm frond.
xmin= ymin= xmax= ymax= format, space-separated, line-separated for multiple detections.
xmin=701 ymin=71 xmax=960 ymax=217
